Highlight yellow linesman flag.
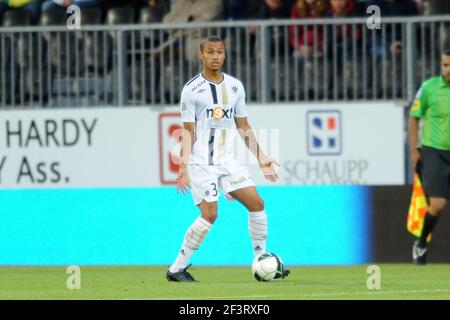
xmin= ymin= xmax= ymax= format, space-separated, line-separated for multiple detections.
xmin=407 ymin=173 xmax=431 ymax=242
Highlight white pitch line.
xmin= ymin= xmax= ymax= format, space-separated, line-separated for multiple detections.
xmin=2 ymin=289 xmax=449 ymax=300
xmin=150 ymin=289 xmax=450 ymax=300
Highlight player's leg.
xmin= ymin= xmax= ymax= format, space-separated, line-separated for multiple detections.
xmin=220 ymin=166 xmax=289 ymax=278
xmin=167 ymin=201 xmax=216 ymax=279
xmin=228 ymin=185 xmax=290 ymax=279
xmin=227 ymin=186 xmax=267 ymax=257
xmin=218 ymin=164 xmax=268 ymax=257
xmin=418 ymin=197 xmax=446 ymax=246
xmin=413 ymin=147 xmax=449 ymax=264
xmin=167 ymin=166 xmax=219 ymax=281
xmin=218 ymin=167 xmax=267 ymax=257
xmin=413 ymin=197 xmax=446 ymax=265
xmin=228 ymin=186 xmax=265 ymax=212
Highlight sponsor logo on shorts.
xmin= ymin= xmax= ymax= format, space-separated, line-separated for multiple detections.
xmin=230 ymin=176 xmax=248 ymax=185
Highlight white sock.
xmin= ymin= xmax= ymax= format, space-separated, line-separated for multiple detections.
xmin=169 ymin=217 xmax=212 ymax=273
xmin=248 ymin=210 xmax=267 ymax=257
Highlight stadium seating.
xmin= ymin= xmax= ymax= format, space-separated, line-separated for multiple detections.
xmin=0 ymin=1 xmax=448 ymax=107
xmin=80 ymin=6 xmax=102 ymax=25
xmin=0 ymin=10 xmax=33 ymax=105
xmin=140 ymin=6 xmax=164 ymax=24
xmin=423 ymin=0 xmax=450 ymax=15
xmin=83 ymin=7 xmax=109 ymax=74
xmin=39 ymin=8 xmax=67 ymax=26
xmin=0 ymin=36 xmax=16 ymax=104
xmin=107 ymin=6 xmax=136 ymax=25
xmin=2 ymin=9 xmax=32 ymax=27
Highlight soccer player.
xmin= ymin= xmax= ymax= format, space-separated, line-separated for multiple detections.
xmin=166 ymin=35 xmax=289 ymax=282
xmin=409 ymin=50 xmax=450 ymax=265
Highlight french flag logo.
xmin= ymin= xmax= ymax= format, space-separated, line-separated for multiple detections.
xmin=307 ymin=110 xmax=342 ymax=156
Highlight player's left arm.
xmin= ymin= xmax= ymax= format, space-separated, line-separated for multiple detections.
xmin=233 ymin=82 xmax=278 ymax=182
xmin=235 ymin=116 xmax=279 ymax=182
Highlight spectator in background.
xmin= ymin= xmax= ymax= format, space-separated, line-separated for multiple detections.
xmin=364 ymin=0 xmax=418 ymax=98
xmin=222 ymin=0 xmax=248 ymax=20
xmin=41 ymin=0 xmax=100 ymax=12
xmin=324 ymin=0 xmax=363 ymax=55
xmin=103 ymin=0 xmax=139 ymax=6
xmin=366 ymin=0 xmax=419 ymax=57
xmin=0 ymin=0 xmax=42 ymax=24
xmin=248 ymin=0 xmax=293 ymax=20
xmin=324 ymin=0 xmax=364 ymax=98
xmin=140 ymin=0 xmax=169 ymax=21
xmin=327 ymin=0 xmax=363 ymax=18
xmin=147 ymin=0 xmax=170 ymax=11
xmin=162 ymin=0 xmax=223 ymax=63
xmin=288 ymin=0 xmax=327 ymax=99
xmin=163 ymin=0 xmax=222 ymax=24
xmin=289 ymin=0 xmax=327 ymax=59
xmin=103 ymin=0 xmax=167 ymax=10
xmin=422 ymin=0 xmax=450 ymax=15
xmin=248 ymin=0 xmax=293 ymax=54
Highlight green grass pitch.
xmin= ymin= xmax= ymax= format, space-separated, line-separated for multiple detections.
xmin=0 ymin=264 xmax=449 ymax=300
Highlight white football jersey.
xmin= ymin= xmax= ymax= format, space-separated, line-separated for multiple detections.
xmin=180 ymin=73 xmax=248 ymax=165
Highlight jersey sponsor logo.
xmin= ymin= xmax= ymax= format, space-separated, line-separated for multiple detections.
xmin=212 ymin=107 xmax=225 ymax=120
xmin=307 ymin=110 xmax=342 ymax=156
xmin=191 ymin=80 xmax=206 ymax=92
xmin=206 ymin=106 xmax=234 ymax=120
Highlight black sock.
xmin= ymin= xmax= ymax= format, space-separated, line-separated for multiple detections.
xmin=418 ymin=212 xmax=439 ymax=247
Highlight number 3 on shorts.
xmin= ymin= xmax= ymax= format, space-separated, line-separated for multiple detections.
xmin=210 ymin=183 xmax=218 ymax=197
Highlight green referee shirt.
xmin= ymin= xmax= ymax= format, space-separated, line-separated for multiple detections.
xmin=410 ymin=76 xmax=450 ymax=151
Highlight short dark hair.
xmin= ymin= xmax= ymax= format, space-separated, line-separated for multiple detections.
xmin=444 ymin=50 xmax=450 ymax=57
xmin=200 ymin=36 xmax=224 ymax=52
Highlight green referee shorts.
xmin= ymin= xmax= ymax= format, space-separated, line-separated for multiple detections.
xmin=419 ymin=146 xmax=450 ymax=199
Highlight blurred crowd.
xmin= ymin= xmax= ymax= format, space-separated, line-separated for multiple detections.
xmin=0 ymin=0 xmax=449 ymax=26
xmin=0 ymin=0 xmax=449 ymax=104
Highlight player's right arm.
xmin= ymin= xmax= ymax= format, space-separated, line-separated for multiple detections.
xmin=408 ymin=83 xmax=428 ymax=172
xmin=177 ymin=122 xmax=195 ymax=194
xmin=177 ymin=87 xmax=196 ymax=195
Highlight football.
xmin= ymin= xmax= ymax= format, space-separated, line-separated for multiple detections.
xmin=252 ymin=252 xmax=285 ymax=282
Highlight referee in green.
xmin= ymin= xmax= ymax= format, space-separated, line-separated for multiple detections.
xmin=408 ymin=50 xmax=450 ymax=265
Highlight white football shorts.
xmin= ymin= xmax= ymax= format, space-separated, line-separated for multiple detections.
xmin=187 ymin=160 xmax=255 ymax=205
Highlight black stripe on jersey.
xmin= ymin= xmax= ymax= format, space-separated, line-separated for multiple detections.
xmin=208 ymin=128 xmax=215 ymax=165
xmin=186 ymin=74 xmax=200 ymax=86
xmin=208 ymin=83 xmax=218 ymax=165
xmin=209 ymin=83 xmax=218 ymax=104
